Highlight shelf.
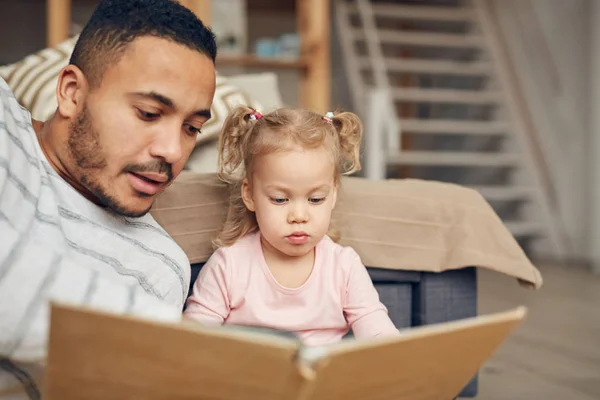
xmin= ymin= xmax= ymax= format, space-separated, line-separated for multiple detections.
xmin=216 ymin=54 xmax=308 ymax=69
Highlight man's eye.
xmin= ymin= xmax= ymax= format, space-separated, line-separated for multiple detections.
xmin=270 ymin=198 xmax=287 ymax=204
xmin=309 ymin=197 xmax=325 ymax=204
xmin=185 ymin=124 xmax=202 ymax=136
xmin=137 ymin=109 xmax=160 ymax=120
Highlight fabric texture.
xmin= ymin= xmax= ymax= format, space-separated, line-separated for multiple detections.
xmin=184 ymin=231 xmax=399 ymax=346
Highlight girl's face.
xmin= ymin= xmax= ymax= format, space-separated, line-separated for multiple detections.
xmin=242 ymin=146 xmax=337 ymax=260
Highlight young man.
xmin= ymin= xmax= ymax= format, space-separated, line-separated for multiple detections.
xmin=0 ymin=0 xmax=217 ymax=397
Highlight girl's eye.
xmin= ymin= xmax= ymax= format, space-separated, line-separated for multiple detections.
xmin=185 ymin=124 xmax=202 ymax=136
xmin=309 ymin=197 xmax=325 ymax=204
xmin=270 ymin=198 xmax=287 ymax=204
xmin=137 ymin=109 xmax=160 ymax=121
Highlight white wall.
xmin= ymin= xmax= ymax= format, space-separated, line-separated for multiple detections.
xmin=490 ymin=0 xmax=591 ymax=260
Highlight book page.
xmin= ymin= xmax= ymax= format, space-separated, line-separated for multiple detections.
xmin=44 ymin=303 xmax=310 ymax=400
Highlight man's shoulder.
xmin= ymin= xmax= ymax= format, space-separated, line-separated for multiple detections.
xmin=0 ymin=76 xmax=10 ymax=91
xmin=127 ymin=212 xmax=188 ymax=259
xmin=0 ymin=76 xmax=20 ymax=109
xmin=0 ymin=76 xmax=33 ymax=130
xmin=118 ymin=212 xmax=192 ymax=289
xmin=0 ymin=74 xmax=40 ymax=187
xmin=134 ymin=211 xmax=171 ymax=234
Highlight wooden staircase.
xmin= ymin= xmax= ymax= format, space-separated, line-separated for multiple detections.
xmin=335 ymin=0 xmax=568 ymax=257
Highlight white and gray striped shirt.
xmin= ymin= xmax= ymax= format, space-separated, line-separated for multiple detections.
xmin=0 ymin=77 xmax=190 ymax=399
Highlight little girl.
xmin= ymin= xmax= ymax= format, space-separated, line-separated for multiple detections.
xmin=184 ymin=106 xmax=399 ymax=346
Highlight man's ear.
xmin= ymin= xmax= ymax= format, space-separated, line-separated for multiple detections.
xmin=241 ymin=178 xmax=255 ymax=212
xmin=56 ymin=65 xmax=89 ymax=119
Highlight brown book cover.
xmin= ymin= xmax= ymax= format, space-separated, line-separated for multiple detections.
xmin=43 ymin=303 xmax=526 ymax=400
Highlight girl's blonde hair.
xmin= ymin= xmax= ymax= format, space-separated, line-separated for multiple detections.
xmin=214 ymin=106 xmax=362 ymax=248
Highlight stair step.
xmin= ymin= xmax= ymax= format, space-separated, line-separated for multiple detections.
xmin=368 ymin=4 xmax=475 ymax=22
xmin=358 ymin=29 xmax=485 ymax=48
xmin=504 ymin=221 xmax=546 ymax=237
xmin=359 ymin=58 xmax=492 ymax=76
xmin=387 ymin=151 xmax=521 ymax=167
xmin=470 ymin=186 xmax=535 ymax=201
xmin=393 ymin=88 xmax=502 ymax=105
xmin=400 ymin=119 xmax=509 ymax=135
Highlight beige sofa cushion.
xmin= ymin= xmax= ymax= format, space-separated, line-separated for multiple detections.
xmin=151 ymin=172 xmax=542 ymax=289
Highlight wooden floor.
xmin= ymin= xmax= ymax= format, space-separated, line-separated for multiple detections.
xmin=475 ymin=264 xmax=600 ymax=399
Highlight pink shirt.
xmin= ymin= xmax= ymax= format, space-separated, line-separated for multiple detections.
xmin=184 ymin=231 xmax=399 ymax=346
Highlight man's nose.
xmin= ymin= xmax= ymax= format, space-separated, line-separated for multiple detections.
xmin=149 ymin=124 xmax=183 ymax=164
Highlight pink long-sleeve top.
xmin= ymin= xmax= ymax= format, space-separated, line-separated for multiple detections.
xmin=184 ymin=231 xmax=399 ymax=346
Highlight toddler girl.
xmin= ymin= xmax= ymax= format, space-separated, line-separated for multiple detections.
xmin=184 ymin=106 xmax=399 ymax=346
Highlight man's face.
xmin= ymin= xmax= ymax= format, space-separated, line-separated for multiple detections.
xmin=68 ymin=36 xmax=216 ymax=217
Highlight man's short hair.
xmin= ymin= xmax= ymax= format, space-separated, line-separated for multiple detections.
xmin=69 ymin=0 xmax=217 ymax=88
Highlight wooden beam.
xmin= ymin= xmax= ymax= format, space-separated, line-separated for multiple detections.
xmin=298 ymin=0 xmax=330 ymax=113
xmin=47 ymin=0 xmax=71 ymax=48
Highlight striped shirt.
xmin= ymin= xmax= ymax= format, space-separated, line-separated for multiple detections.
xmin=0 ymin=77 xmax=190 ymax=399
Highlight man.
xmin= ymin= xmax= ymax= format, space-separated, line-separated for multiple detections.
xmin=0 ymin=0 xmax=217 ymax=397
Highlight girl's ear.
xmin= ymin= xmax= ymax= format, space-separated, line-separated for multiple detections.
xmin=241 ymin=178 xmax=255 ymax=212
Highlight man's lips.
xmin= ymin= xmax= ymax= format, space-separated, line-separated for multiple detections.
xmin=127 ymin=172 xmax=168 ymax=195
xmin=132 ymin=171 xmax=169 ymax=183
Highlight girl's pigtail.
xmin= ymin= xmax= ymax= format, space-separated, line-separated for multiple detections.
xmin=330 ymin=111 xmax=363 ymax=175
xmin=217 ymin=106 xmax=261 ymax=182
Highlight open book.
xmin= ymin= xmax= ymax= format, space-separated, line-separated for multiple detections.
xmin=43 ymin=303 xmax=526 ymax=400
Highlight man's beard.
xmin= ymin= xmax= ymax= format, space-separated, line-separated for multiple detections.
xmin=68 ymin=106 xmax=172 ymax=218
